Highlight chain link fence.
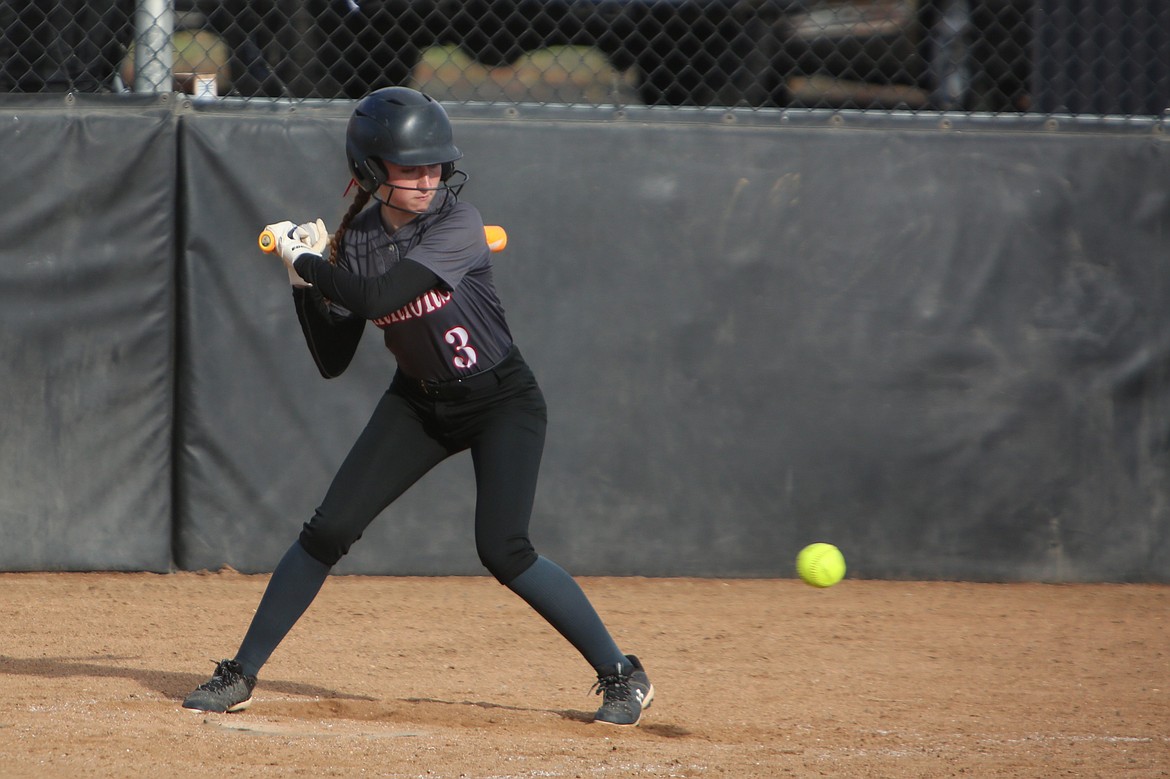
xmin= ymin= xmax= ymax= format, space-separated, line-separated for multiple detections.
xmin=1 ymin=0 xmax=1168 ymax=116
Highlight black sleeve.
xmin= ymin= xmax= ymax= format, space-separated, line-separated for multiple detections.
xmin=292 ymin=286 xmax=366 ymax=379
xmin=293 ymin=255 xmax=444 ymax=320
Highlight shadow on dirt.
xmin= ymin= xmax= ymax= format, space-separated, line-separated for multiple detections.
xmin=0 ymin=654 xmax=373 ymax=703
xmin=2 ymin=654 xmax=689 ymax=737
xmin=403 ymin=696 xmax=692 ymax=737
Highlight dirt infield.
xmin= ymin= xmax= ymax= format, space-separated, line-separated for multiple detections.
xmin=2 ymin=571 xmax=1167 ymax=778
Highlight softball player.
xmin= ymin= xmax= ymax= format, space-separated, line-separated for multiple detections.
xmin=182 ymin=87 xmax=653 ymax=726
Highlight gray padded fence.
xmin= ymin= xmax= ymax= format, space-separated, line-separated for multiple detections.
xmin=0 ymin=96 xmax=176 ymax=571
xmin=2 ymin=94 xmax=1169 ymax=580
xmin=167 ymin=103 xmax=1170 ymax=581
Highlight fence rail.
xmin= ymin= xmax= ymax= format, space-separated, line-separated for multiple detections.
xmin=2 ymin=1 xmax=1168 ymax=116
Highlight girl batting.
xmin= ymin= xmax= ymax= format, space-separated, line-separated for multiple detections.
xmin=182 ymin=87 xmax=653 ymax=727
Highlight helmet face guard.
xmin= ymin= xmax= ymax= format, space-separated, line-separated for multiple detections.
xmin=346 ymin=87 xmax=463 ymax=194
xmin=370 ymin=169 xmax=469 ymax=216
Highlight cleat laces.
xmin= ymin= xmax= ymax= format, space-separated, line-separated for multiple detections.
xmin=198 ymin=660 xmax=247 ymax=692
xmin=592 ymin=666 xmax=633 ymax=704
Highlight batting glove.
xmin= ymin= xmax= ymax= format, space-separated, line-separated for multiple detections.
xmin=263 ymin=220 xmax=317 ymax=288
xmin=295 ymin=218 xmax=329 ymax=255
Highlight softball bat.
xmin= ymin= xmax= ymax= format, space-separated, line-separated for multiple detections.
xmin=258 ymin=225 xmax=508 ymax=253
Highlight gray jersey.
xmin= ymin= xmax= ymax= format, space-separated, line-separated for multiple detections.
xmin=333 ymin=197 xmax=513 ymax=382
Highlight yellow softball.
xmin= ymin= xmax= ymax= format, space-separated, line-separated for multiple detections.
xmin=796 ymin=543 xmax=846 ymax=588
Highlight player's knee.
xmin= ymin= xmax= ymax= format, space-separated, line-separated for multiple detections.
xmin=298 ymin=514 xmax=361 ymax=567
xmin=477 ymin=534 xmax=537 ymax=585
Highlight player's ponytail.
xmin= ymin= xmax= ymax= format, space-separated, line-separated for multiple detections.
xmin=329 ymin=188 xmax=371 ymax=264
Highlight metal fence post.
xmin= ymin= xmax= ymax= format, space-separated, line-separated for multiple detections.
xmin=134 ymin=0 xmax=175 ymax=93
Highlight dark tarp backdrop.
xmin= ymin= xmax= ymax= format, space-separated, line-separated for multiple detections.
xmin=471 ymin=115 xmax=1170 ymax=582
xmin=2 ymin=95 xmax=1169 ymax=580
xmin=0 ymin=96 xmax=175 ymax=571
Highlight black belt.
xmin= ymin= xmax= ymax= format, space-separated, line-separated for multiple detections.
xmin=400 ymin=346 xmax=520 ymax=401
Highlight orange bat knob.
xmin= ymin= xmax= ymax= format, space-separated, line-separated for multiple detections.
xmin=484 ymin=225 xmax=507 ymax=253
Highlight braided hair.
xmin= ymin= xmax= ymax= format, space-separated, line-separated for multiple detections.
xmin=329 ymin=187 xmax=371 ymax=264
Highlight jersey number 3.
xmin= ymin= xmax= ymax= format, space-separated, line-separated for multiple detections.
xmin=444 ymin=326 xmax=478 ymax=369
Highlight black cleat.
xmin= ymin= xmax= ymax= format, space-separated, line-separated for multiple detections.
xmin=592 ymin=654 xmax=654 ymax=726
xmin=182 ymin=659 xmax=256 ymax=713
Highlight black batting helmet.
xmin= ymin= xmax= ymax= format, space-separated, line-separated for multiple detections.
xmin=345 ymin=87 xmax=463 ymax=193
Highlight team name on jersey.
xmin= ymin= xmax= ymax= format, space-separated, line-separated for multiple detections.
xmin=373 ymin=289 xmax=452 ymax=328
